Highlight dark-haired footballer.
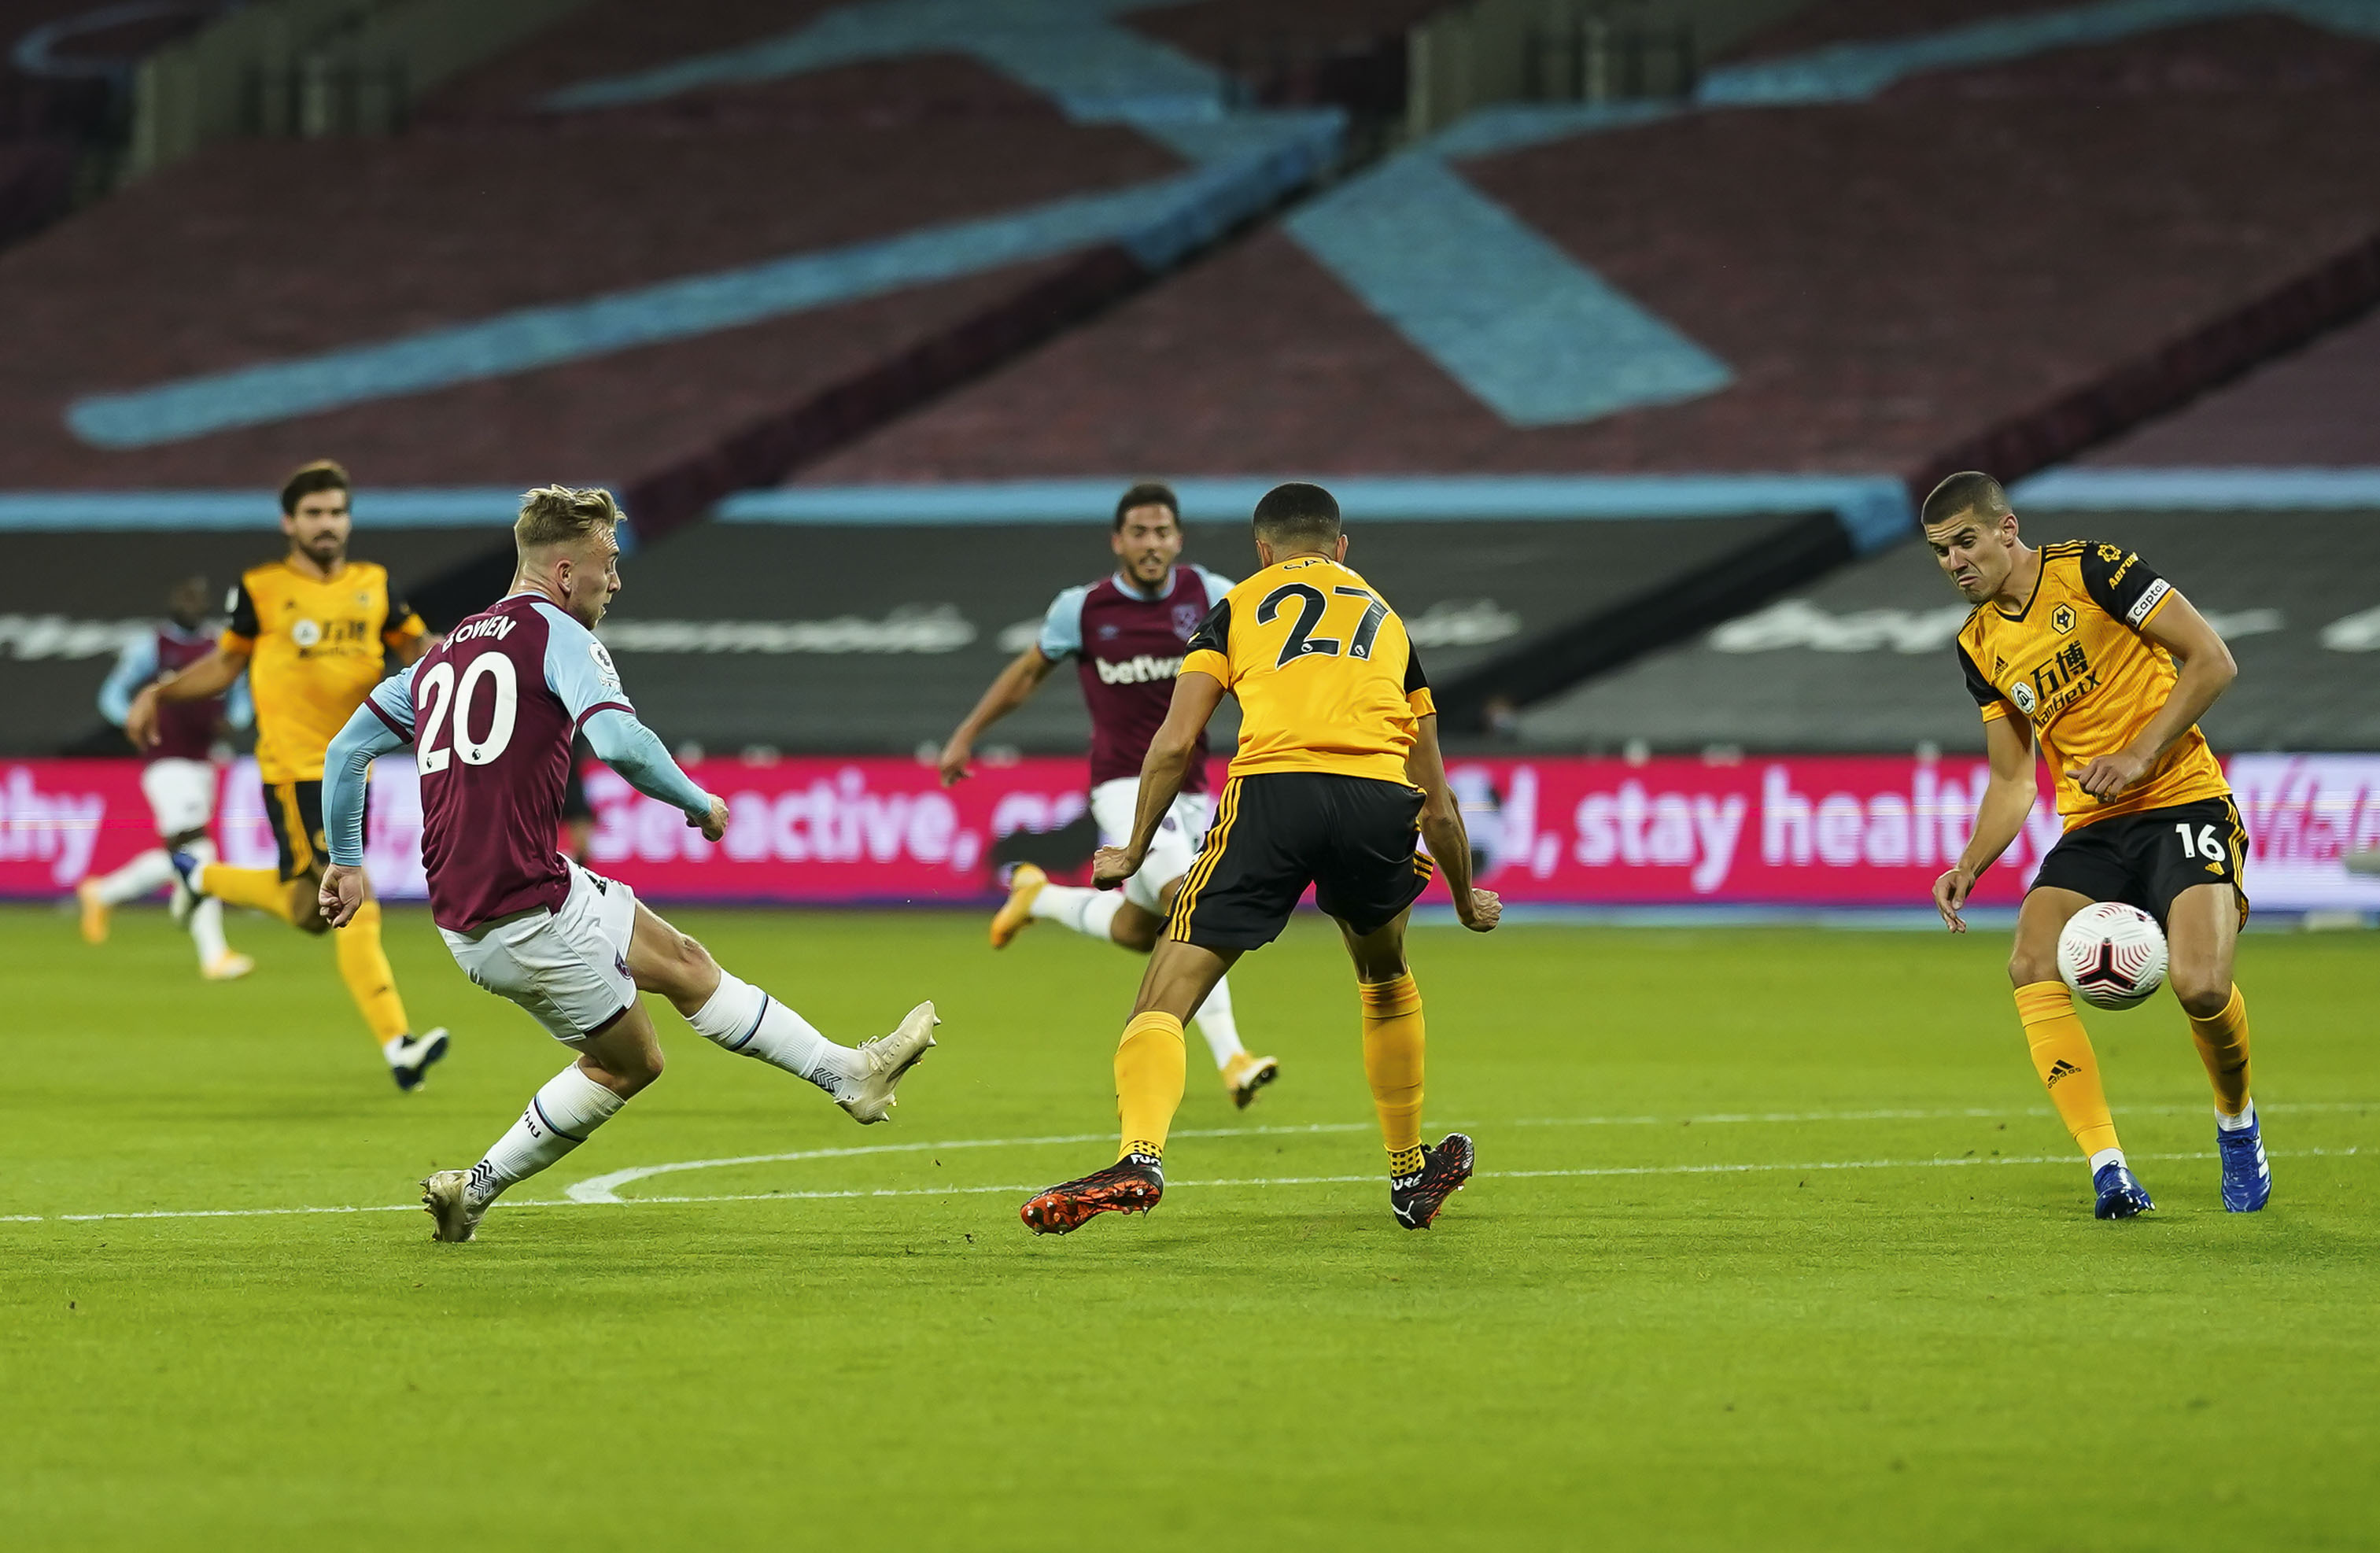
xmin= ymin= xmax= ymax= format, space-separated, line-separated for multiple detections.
xmin=1924 ymin=470 xmax=2267 ymax=1219
xmin=1020 ymin=482 xmax=1502 ymax=1237
xmin=126 ymin=460 xmax=449 ymax=1092
xmin=939 ymin=481 xmax=1278 ymax=1108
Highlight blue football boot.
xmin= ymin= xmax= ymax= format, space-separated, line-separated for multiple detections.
xmin=2092 ymin=1161 xmax=2155 ymax=1219
xmin=2216 ymin=1114 xmax=2271 ymax=1212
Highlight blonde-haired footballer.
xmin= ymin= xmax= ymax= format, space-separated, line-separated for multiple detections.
xmin=319 ymin=486 xmax=939 ymax=1243
xmin=1020 ymin=482 xmax=1501 ymax=1236
xmin=1924 ymin=472 xmax=2267 ymax=1218
xmin=127 ymin=461 xmax=449 ymax=1091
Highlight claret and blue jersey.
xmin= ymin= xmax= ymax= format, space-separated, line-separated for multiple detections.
xmin=321 ymin=592 xmax=711 ymax=933
xmin=1037 ymin=563 xmax=1233 ymax=790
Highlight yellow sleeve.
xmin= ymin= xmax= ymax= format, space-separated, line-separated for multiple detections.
xmin=1181 ymin=647 xmax=1231 ymax=685
xmin=382 ymin=610 xmax=428 ymax=651
xmin=1408 ymin=685 xmax=1437 ymax=717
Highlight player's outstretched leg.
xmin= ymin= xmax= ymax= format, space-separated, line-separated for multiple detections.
xmin=997 ymin=864 xmax=1139 ymax=950
xmin=188 ymin=853 xmax=297 ymax=924
xmin=2168 ymin=883 xmax=2268 ymax=1212
xmin=1022 ymin=939 xmax=1232 ymax=1235
xmin=76 ymin=848 xmax=175 ymax=944
xmin=327 ymin=891 xmax=447 ymax=1090
xmin=995 ymin=861 xmax=1280 ymax=1107
xmin=1343 ymin=911 xmax=1474 ymax=1229
xmin=633 ymin=902 xmax=938 ymax=1124
xmin=175 ymin=839 xmax=253 ymax=981
xmin=1201 ymin=976 xmax=1277 ymax=1109
xmin=2012 ymin=889 xmax=2150 ymax=1219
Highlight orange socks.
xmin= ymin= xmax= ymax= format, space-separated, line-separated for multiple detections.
xmin=2014 ymin=981 xmax=2122 ymax=1160
xmin=1360 ymin=972 xmax=1426 ymax=1175
xmin=2187 ymin=984 xmax=2254 ymax=1118
xmin=1115 ymin=1011 xmax=1186 ymax=1162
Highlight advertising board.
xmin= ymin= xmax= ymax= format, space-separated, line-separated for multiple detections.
xmin=11 ymin=752 xmax=2372 ymax=912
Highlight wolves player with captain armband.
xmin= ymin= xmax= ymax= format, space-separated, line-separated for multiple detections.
xmin=318 ymin=485 xmax=940 ymax=1243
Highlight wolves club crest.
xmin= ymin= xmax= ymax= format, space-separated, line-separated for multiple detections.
xmin=2052 ymin=603 xmax=2076 ymax=635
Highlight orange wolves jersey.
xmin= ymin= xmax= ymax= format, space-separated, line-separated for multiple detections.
xmin=1180 ymin=555 xmax=1435 ymax=784
xmin=1955 ymin=540 xmax=2230 ymax=831
xmin=223 ymin=559 xmax=426 ymax=782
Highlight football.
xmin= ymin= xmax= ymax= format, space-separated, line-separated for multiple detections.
xmin=2057 ymin=902 xmax=2172 ymax=1010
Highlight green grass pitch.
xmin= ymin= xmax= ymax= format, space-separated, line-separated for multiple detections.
xmin=3 ymin=902 xmax=2374 ymax=1550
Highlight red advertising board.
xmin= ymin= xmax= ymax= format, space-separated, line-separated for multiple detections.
xmin=7 ymin=752 xmax=2374 ymax=911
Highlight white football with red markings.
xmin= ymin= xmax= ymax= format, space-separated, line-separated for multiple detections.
xmin=2057 ymin=902 xmax=2169 ymax=1011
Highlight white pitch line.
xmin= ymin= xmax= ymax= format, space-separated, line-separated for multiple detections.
xmin=1511 ymin=1101 xmax=2378 ymax=1128
xmin=17 ymin=1107 xmax=2371 ymax=1223
xmin=563 ymin=1120 xmax=1375 ymax=1204
xmin=9 ymin=1147 xmax=2362 ymax=1225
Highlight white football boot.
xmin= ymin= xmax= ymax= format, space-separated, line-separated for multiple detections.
xmin=835 ymin=1002 xmax=939 ymax=1124
xmin=420 ymin=1169 xmax=484 ymax=1243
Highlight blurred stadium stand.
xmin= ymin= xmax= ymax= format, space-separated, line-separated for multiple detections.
xmin=0 ymin=0 xmax=231 ymax=243
xmin=0 ymin=0 xmax=1357 ymax=518
xmin=804 ymin=2 xmax=2380 ymax=489
xmin=1514 ymin=504 xmax=2380 ymax=755
xmin=2 ymin=0 xmax=2376 ymax=766
xmin=1 ymin=494 xmax=511 ymax=754
xmin=585 ymin=496 xmax=1846 ymax=755
xmin=2072 ymin=306 xmax=2380 ymax=470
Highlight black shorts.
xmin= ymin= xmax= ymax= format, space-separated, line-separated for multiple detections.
xmin=1166 ymin=772 xmax=1435 ymax=951
xmin=264 ymin=780 xmax=370 ymax=883
xmin=2029 ymin=795 xmax=2250 ymax=926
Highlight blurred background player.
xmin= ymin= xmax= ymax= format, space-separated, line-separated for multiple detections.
xmin=1021 ymin=483 xmax=1500 ymax=1238
xmin=939 ymin=481 xmax=1275 ymax=1107
xmin=1925 ymin=472 xmax=2267 ymax=1220
xmin=561 ymin=733 xmax=596 ymax=863
xmin=125 ymin=460 xmax=449 ymax=1092
xmin=317 ymin=485 xmax=939 ymax=1244
xmin=79 ymin=574 xmax=255 ymax=982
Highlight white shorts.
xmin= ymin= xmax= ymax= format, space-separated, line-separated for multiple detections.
xmin=1090 ymin=776 xmax=1212 ymax=916
xmin=142 ymin=758 xmax=217 ymax=839
xmin=441 ymin=860 xmax=640 ymax=1046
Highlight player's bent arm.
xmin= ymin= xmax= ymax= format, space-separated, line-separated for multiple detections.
xmin=1406 ymin=716 xmax=1497 ymax=931
xmin=150 ymin=644 xmax=249 ymax=703
xmin=1935 ymin=715 xmax=2038 ymax=931
xmin=1095 ymin=670 xmax=1225 ymax=888
xmin=2080 ymin=592 xmax=2237 ymax=797
xmin=582 ymin=706 xmax=721 ymax=836
xmin=319 ymin=705 xmax=406 ymax=928
xmin=939 ymin=646 xmax=1057 ymax=784
xmin=124 ymin=643 xmax=249 ymax=747
xmin=97 ymin=636 xmax=159 ymax=726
